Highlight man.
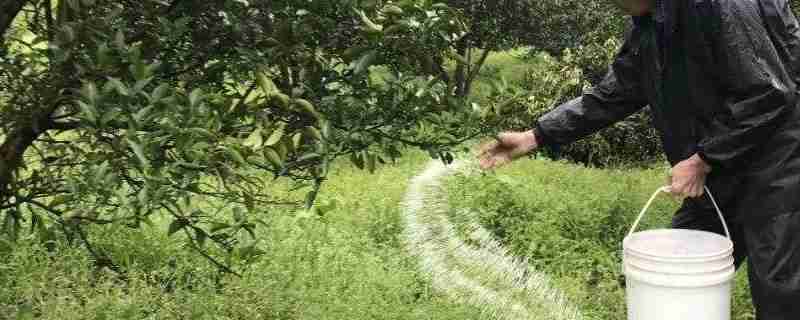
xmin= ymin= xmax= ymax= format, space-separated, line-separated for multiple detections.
xmin=478 ymin=0 xmax=800 ymax=319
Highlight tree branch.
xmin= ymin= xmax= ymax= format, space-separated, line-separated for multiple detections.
xmin=161 ymin=204 xmax=242 ymax=277
xmin=466 ymin=49 xmax=491 ymax=88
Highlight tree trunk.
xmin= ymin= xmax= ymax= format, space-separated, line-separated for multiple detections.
xmin=0 ymin=0 xmax=30 ymax=203
xmin=1 ymin=0 xmax=74 ymax=205
xmin=0 ymin=119 xmax=46 ymax=202
xmin=453 ymin=41 xmax=491 ymax=98
xmin=464 ymin=49 xmax=491 ymax=96
xmin=0 ymin=0 xmax=27 ymax=39
xmin=454 ymin=41 xmax=468 ymax=97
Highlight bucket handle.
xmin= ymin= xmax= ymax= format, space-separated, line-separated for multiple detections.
xmin=627 ymin=186 xmax=731 ymax=239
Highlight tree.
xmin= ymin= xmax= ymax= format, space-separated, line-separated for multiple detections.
xmin=522 ymin=0 xmax=625 ymax=57
xmin=428 ymin=0 xmax=626 ymax=99
xmin=0 ymin=0 xmax=478 ymax=275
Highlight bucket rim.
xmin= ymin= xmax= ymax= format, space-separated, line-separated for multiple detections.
xmin=624 ymin=255 xmax=734 ymax=275
xmin=625 ymin=264 xmax=737 ymax=288
xmin=623 ymin=229 xmax=734 ymax=259
xmin=624 ymin=249 xmax=733 ymax=264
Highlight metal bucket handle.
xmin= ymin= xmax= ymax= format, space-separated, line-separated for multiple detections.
xmin=627 ymin=186 xmax=731 ymax=239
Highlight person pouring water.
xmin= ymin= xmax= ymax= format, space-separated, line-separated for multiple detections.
xmin=478 ymin=0 xmax=800 ymax=319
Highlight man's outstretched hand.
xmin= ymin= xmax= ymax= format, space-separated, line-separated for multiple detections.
xmin=477 ymin=130 xmax=539 ymax=170
xmin=669 ymin=154 xmax=712 ymax=198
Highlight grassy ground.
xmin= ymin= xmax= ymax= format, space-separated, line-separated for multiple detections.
xmin=443 ymin=157 xmax=756 ymax=320
xmin=0 ymin=151 xmax=757 ymax=320
xmin=0 ymin=152 xmax=484 ymax=320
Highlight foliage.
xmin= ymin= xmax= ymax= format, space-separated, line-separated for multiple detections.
xmin=522 ymin=0 xmax=626 ymax=57
xmin=444 ymin=158 xmax=756 ymax=320
xmin=0 ymin=0 xmax=481 ymax=274
xmin=478 ymin=39 xmax=663 ymax=167
xmin=429 ymin=0 xmax=626 ymax=98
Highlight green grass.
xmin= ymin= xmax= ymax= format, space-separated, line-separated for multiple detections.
xmin=0 ymin=80 xmax=757 ymax=320
xmin=0 ymin=150 xmax=759 ymax=320
xmin=0 ymin=152 xmax=483 ymax=320
xmin=443 ymin=157 xmax=756 ymax=320
xmin=468 ymin=48 xmax=537 ymax=102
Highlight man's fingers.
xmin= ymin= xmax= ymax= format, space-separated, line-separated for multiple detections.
xmin=479 ymin=157 xmax=495 ymax=170
xmin=478 ymin=153 xmax=514 ymax=170
xmin=477 ymin=140 xmax=499 ymax=157
xmin=494 ymin=155 xmax=510 ymax=168
xmin=692 ymin=184 xmax=705 ymax=198
xmin=669 ymin=181 xmax=706 ymax=198
xmin=670 ymin=181 xmax=689 ymax=199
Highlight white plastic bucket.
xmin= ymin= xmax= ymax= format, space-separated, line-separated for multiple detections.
xmin=623 ymin=186 xmax=736 ymax=320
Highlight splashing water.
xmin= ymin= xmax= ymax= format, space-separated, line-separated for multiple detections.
xmin=401 ymin=160 xmax=582 ymax=320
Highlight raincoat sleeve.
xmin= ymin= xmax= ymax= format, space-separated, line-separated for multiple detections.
xmin=533 ymin=34 xmax=649 ymax=147
xmin=696 ymin=0 xmax=799 ymax=169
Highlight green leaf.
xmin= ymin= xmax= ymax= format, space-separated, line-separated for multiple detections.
xmin=382 ymin=4 xmax=404 ymax=15
xmin=354 ymin=50 xmax=378 ymax=75
xmin=194 ymin=228 xmax=207 ymax=247
xmin=113 ymin=30 xmax=126 ymax=49
xmin=342 ymin=46 xmax=371 ymax=62
xmin=238 ymin=243 xmax=265 ymax=261
xmin=304 ymin=190 xmax=317 ymax=210
xmin=297 ymin=152 xmax=321 ymax=163
xmin=130 ymin=59 xmax=148 ymax=81
xmin=233 ymin=207 xmax=246 ymax=222
xmin=105 ymin=77 xmax=129 ymax=96
xmin=262 ymin=37 xmax=280 ymax=48
xmin=366 ymin=152 xmax=377 ymax=173
xmin=256 ymin=72 xmax=277 ymax=96
xmin=224 ymin=146 xmax=247 ymax=165
xmin=292 ymin=133 xmax=303 ymax=150
xmin=49 ymin=195 xmax=71 ymax=208
xmin=356 ymin=10 xmax=383 ymax=33
xmin=384 ymin=24 xmax=409 ymax=35
xmin=100 ymin=109 xmax=122 ymax=126
xmin=133 ymin=77 xmax=154 ymax=93
xmin=304 ymin=126 xmax=322 ymax=141
xmin=77 ymin=101 xmax=98 ymax=123
xmin=126 ymin=138 xmax=150 ymax=168
xmin=189 ymin=88 xmax=205 ymax=109
xmin=59 ymin=24 xmax=76 ymax=43
xmin=167 ymin=219 xmax=187 ymax=237
xmin=188 ymin=127 xmax=216 ymax=140
xmin=151 ymin=84 xmax=170 ymax=102
xmin=264 ymin=148 xmax=283 ymax=168
xmin=243 ymin=127 xmax=264 ymax=150
xmin=81 ymin=82 xmax=99 ymax=103
xmin=293 ymin=99 xmax=318 ymax=117
xmin=264 ymin=123 xmax=286 ymax=147
xmin=209 ymin=222 xmax=232 ymax=234
xmin=319 ymin=120 xmax=331 ymax=140
xmin=133 ymin=106 xmax=154 ymax=122
xmin=443 ymin=152 xmax=454 ymax=164
xmin=176 ymin=161 xmax=204 ymax=170
xmin=350 ymin=152 xmax=364 ymax=170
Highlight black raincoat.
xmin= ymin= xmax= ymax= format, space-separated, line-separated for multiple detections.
xmin=533 ymin=0 xmax=800 ymax=318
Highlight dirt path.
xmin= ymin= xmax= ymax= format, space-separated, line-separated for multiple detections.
xmin=401 ymin=160 xmax=582 ymax=320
